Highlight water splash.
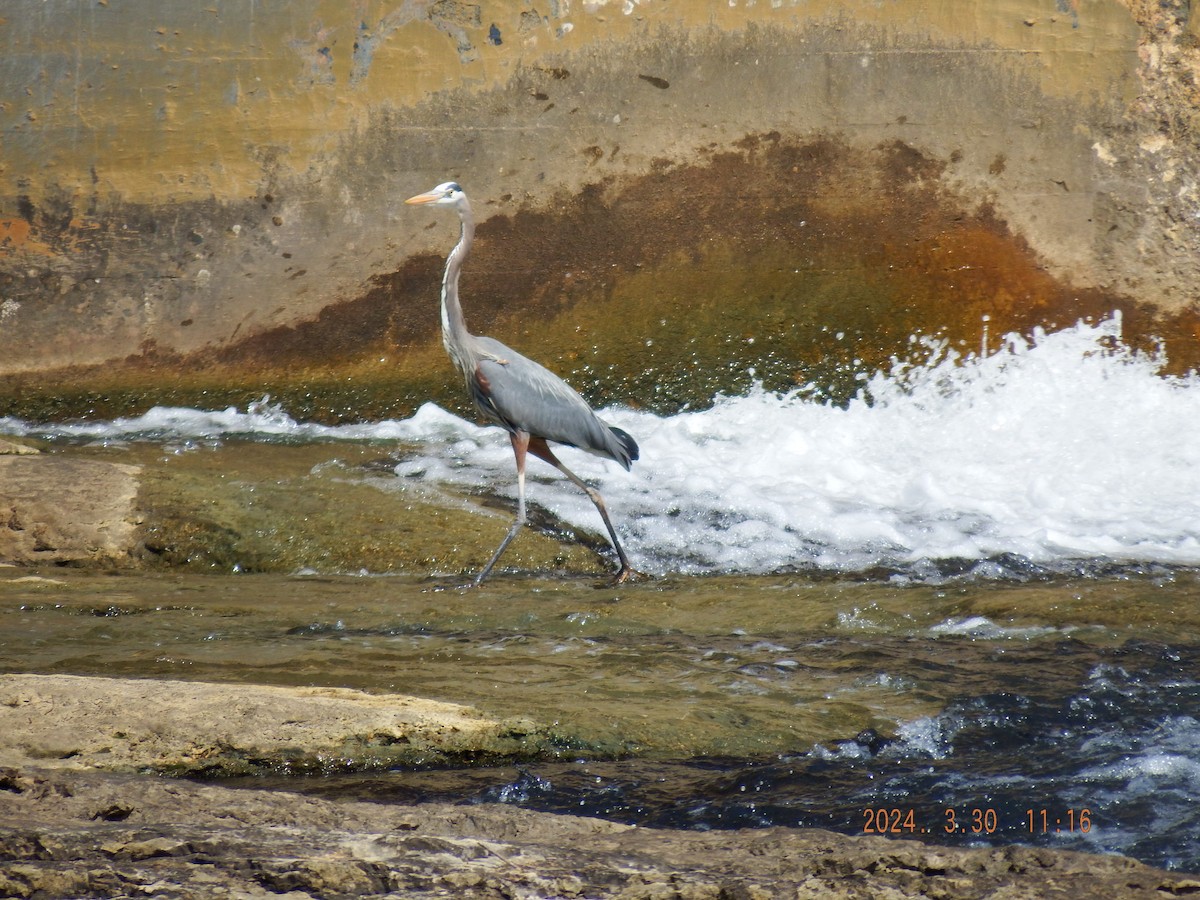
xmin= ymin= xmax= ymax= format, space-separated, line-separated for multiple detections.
xmin=585 ymin=314 xmax=1200 ymax=576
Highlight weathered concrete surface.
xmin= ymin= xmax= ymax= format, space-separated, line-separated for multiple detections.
xmin=0 ymin=453 xmax=141 ymax=566
xmin=0 ymin=765 xmax=1195 ymax=899
xmin=1 ymin=0 xmax=1198 ymax=420
xmin=0 ymin=674 xmax=546 ymax=776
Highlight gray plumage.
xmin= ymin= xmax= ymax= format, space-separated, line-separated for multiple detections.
xmin=405 ymin=181 xmax=639 ymax=584
xmin=471 ymin=340 xmax=639 ymax=468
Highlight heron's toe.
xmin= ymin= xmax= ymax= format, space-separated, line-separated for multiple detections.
xmin=612 ymin=565 xmax=648 ymax=585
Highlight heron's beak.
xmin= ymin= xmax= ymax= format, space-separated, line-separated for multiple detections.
xmin=405 ymin=191 xmax=439 ymax=205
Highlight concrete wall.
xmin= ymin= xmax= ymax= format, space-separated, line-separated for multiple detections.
xmin=1 ymin=0 xmax=1196 ymax=418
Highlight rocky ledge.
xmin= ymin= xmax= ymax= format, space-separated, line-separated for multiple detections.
xmin=2 ymin=765 xmax=1196 ymax=900
xmin=0 ymin=674 xmax=547 ymax=776
xmin=0 ymin=442 xmax=141 ymax=568
xmin=0 ymin=674 xmax=1196 ymax=899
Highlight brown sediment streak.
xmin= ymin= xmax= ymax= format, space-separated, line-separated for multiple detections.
xmin=5 ymin=132 xmax=1200 ymax=423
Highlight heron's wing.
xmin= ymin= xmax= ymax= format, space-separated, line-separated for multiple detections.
xmin=471 ymin=336 xmax=634 ymax=467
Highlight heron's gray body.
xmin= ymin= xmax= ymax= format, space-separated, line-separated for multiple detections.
xmin=406 ymin=181 xmax=639 ymax=584
xmin=468 ymin=338 xmax=638 ymax=470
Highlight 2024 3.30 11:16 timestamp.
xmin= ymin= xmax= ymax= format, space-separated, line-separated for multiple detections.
xmin=862 ymin=807 xmax=1093 ymax=836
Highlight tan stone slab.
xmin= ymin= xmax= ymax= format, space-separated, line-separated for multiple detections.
xmin=0 ymin=673 xmax=537 ymax=774
xmin=0 ymin=764 xmax=1193 ymax=899
xmin=0 ymin=439 xmax=39 ymax=456
xmin=0 ymin=457 xmax=141 ymax=565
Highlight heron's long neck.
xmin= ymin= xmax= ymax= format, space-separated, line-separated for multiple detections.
xmin=440 ymin=205 xmax=474 ymax=370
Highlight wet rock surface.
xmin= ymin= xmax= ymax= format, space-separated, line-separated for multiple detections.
xmin=0 ymin=439 xmax=37 ymax=456
xmin=0 ymin=440 xmax=608 ymax=575
xmin=0 ymin=765 xmax=1194 ymax=899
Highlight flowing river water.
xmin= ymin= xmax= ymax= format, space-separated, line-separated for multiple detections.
xmin=2 ymin=315 xmax=1199 ymax=872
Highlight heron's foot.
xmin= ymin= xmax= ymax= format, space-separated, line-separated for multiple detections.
xmin=611 ymin=565 xmax=648 ymax=585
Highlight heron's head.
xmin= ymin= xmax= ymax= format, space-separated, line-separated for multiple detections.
xmin=405 ymin=181 xmax=466 ymax=208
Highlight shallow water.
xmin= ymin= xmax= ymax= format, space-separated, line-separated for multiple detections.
xmin=2 ymin=569 xmax=1198 ymax=871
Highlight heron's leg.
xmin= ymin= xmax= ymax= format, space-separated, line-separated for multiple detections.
xmin=473 ymin=431 xmax=529 ymax=586
xmin=528 ymin=437 xmax=638 ymax=582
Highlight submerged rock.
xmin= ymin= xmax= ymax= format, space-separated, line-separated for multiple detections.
xmin=0 ymin=441 xmax=608 ymax=576
xmin=0 ymin=616 xmax=1195 ymax=897
xmin=0 ymin=438 xmax=38 ymax=456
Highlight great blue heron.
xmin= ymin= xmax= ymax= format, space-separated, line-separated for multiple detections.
xmin=405 ymin=181 xmax=639 ymax=585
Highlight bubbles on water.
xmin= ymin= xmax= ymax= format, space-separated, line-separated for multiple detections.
xmin=606 ymin=314 xmax=1200 ymax=577
xmin=928 ymin=616 xmax=1064 ymax=640
xmin=886 ymin=713 xmax=960 ymax=760
xmin=484 ymin=769 xmax=554 ymax=804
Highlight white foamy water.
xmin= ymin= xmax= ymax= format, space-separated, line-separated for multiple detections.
xmin=6 ymin=314 xmax=1200 ymax=577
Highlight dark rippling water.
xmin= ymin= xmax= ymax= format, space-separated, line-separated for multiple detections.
xmin=230 ymin=628 xmax=1200 ymax=873
xmin=491 ymin=641 xmax=1200 ymax=872
xmin=3 ymin=541 xmax=1199 ymax=873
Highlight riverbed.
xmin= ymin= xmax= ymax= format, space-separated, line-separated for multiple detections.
xmin=2 ymin=315 xmax=1199 ymax=875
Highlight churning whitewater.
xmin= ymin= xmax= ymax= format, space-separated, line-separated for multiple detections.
xmin=7 ymin=315 xmax=1200 ymax=578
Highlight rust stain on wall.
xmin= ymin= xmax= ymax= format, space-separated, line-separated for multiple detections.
xmin=0 ymin=219 xmax=54 ymax=256
xmin=4 ymin=0 xmax=1197 ymax=422
xmin=8 ymin=133 xmax=1195 ymax=425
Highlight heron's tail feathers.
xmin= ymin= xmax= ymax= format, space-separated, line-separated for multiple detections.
xmin=608 ymin=426 xmax=639 ymax=470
